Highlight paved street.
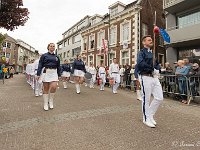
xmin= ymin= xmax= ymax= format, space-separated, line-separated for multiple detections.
xmin=0 ymin=74 xmax=200 ymax=150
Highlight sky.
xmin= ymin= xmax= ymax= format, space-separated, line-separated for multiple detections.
xmin=0 ymin=0 xmax=135 ymax=54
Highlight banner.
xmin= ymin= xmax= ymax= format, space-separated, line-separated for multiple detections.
xmin=102 ymin=39 xmax=108 ymax=55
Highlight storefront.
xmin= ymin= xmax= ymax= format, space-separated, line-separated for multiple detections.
xmin=178 ymin=47 xmax=200 ymax=64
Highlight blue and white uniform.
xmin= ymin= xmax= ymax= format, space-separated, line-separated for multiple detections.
xmin=72 ymin=59 xmax=86 ymax=77
xmin=137 ymin=47 xmax=163 ymax=127
xmin=37 ymin=52 xmax=61 ymax=82
xmin=61 ymin=64 xmax=71 ymax=78
xmin=71 ymin=59 xmax=86 ymax=94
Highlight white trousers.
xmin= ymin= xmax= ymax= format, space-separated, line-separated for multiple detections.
xmin=111 ymin=73 xmax=120 ymax=92
xmin=139 ymin=76 xmax=163 ymax=122
xmin=99 ymin=74 xmax=106 ymax=89
xmin=35 ymin=80 xmax=43 ymax=95
xmin=90 ymin=75 xmax=96 ymax=87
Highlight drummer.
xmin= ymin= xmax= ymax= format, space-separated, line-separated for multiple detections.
xmin=98 ymin=63 xmax=106 ymax=91
xmin=61 ymin=60 xmax=71 ymax=89
xmin=71 ymin=55 xmax=86 ymax=94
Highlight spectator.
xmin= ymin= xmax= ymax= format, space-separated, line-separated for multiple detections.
xmin=189 ymin=63 xmax=200 ymax=96
xmin=119 ymin=65 xmax=125 ymax=88
xmin=161 ymin=62 xmax=173 ymax=74
xmin=9 ymin=67 xmax=15 ymax=78
xmin=175 ymin=60 xmax=190 ymax=104
xmin=124 ymin=64 xmax=131 ymax=89
xmin=183 ymin=58 xmax=192 ymax=72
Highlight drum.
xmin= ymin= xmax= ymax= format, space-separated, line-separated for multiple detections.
xmin=84 ymin=72 xmax=92 ymax=79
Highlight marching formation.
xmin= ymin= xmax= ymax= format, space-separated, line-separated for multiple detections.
xmin=25 ymin=37 xmax=163 ymax=128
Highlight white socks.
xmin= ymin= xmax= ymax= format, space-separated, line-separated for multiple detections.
xmin=43 ymin=94 xmax=49 ymax=111
xmin=75 ymin=84 xmax=80 ymax=94
xmin=63 ymin=82 xmax=67 ymax=89
xmin=49 ymin=93 xmax=55 ymax=109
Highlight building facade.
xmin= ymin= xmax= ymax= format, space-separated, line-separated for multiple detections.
xmin=16 ymin=39 xmax=39 ymax=73
xmin=57 ymin=16 xmax=91 ymax=64
xmin=164 ymin=0 xmax=200 ymax=64
xmin=81 ymin=0 xmax=165 ymax=67
xmin=0 ymin=34 xmax=18 ymax=70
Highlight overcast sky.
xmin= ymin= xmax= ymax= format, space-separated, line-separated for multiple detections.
xmin=0 ymin=0 xmax=135 ymax=54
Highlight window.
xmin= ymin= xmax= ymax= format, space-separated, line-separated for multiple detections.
xmin=74 ymin=35 xmax=81 ymax=43
xmin=97 ymin=31 xmax=105 ymax=48
xmin=142 ymin=23 xmax=148 ymax=37
xmin=109 ymin=53 xmax=115 ymax=65
xmin=7 ymin=42 xmax=11 ymax=48
xmin=63 ymin=52 xmax=66 ymax=59
xmin=121 ymin=51 xmax=130 ymax=65
xmin=58 ymin=44 xmax=62 ymax=49
xmin=96 ymin=55 xmax=104 ymax=66
xmin=89 ymin=34 xmax=95 ymax=49
xmin=178 ymin=11 xmax=200 ymax=28
xmin=2 ymin=42 xmax=6 ymax=48
xmin=111 ymin=7 xmax=118 ymax=16
xmin=158 ymin=53 xmax=164 ymax=67
xmin=88 ymin=55 xmax=93 ymax=65
xmin=83 ymin=38 xmax=87 ymax=50
xmin=110 ymin=27 xmax=117 ymax=45
xmin=122 ymin=22 xmax=130 ymax=42
xmin=64 ymin=41 xmax=67 ymax=47
xmin=92 ymin=19 xmax=96 ymax=25
xmin=67 ymin=39 xmax=70 ymax=45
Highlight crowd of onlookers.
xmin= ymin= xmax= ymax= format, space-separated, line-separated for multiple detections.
xmin=160 ymin=58 xmax=200 ymax=104
xmin=0 ymin=64 xmax=15 ymax=79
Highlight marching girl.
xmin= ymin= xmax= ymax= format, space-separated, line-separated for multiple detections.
xmin=98 ymin=63 xmax=106 ymax=91
xmin=36 ymin=43 xmax=61 ymax=111
xmin=71 ymin=55 xmax=86 ymax=94
xmin=61 ymin=60 xmax=71 ymax=89
xmin=33 ymin=58 xmax=43 ymax=97
xmin=88 ymin=63 xmax=96 ymax=89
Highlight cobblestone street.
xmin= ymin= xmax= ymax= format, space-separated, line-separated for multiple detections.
xmin=0 ymin=74 xmax=200 ymax=150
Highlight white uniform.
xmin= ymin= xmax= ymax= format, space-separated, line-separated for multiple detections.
xmin=30 ymin=63 xmax=36 ymax=89
xmin=88 ymin=66 xmax=96 ymax=88
xmin=98 ymin=67 xmax=106 ymax=91
xmin=109 ymin=63 xmax=120 ymax=93
xmin=26 ymin=64 xmax=31 ymax=84
xmin=33 ymin=59 xmax=43 ymax=96
xmin=84 ymin=65 xmax=90 ymax=86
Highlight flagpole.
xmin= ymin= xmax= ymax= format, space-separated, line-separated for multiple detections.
xmin=153 ymin=11 xmax=157 ymax=67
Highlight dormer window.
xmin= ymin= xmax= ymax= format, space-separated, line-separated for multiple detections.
xmin=92 ymin=19 xmax=96 ymax=25
xmin=111 ymin=7 xmax=118 ymax=16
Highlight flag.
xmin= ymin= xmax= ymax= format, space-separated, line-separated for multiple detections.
xmin=159 ymin=28 xmax=170 ymax=43
xmin=102 ymin=39 xmax=108 ymax=55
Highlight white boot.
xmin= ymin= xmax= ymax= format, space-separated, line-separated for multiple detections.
xmin=143 ymin=118 xmax=156 ymax=128
xmin=150 ymin=116 xmax=157 ymax=126
xmin=63 ymin=82 xmax=67 ymax=89
xmin=136 ymin=90 xmax=142 ymax=101
xmin=75 ymin=84 xmax=80 ymax=94
xmin=49 ymin=93 xmax=55 ymax=109
xmin=35 ymin=90 xmax=39 ymax=97
xmin=43 ymin=94 xmax=49 ymax=111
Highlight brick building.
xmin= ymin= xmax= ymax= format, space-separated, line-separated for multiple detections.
xmin=81 ymin=0 xmax=165 ymax=67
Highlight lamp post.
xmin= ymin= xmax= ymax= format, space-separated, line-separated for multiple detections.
xmin=104 ymin=13 xmax=111 ymax=67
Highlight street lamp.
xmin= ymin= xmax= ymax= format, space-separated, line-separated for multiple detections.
xmin=104 ymin=13 xmax=111 ymax=66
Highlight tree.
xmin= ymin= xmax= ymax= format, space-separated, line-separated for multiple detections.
xmin=0 ymin=0 xmax=29 ymax=31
